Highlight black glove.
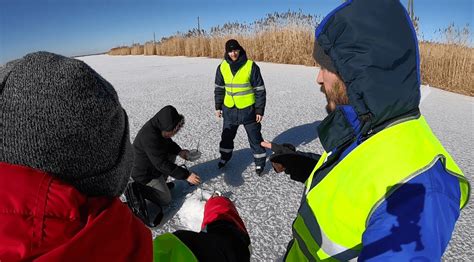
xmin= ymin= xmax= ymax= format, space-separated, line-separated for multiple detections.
xmin=270 ymin=143 xmax=296 ymax=154
xmin=269 ymin=142 xmax=320 ymax=183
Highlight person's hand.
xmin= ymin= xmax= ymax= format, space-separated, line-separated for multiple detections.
xmin=256 ymin=114 xmax=263 ymax=123
xmin=179 ymin=149 xmax=189 ymax=160
xmin=216 ymin=110 xmax=222 ymax=118
xmin=272 ymin=162 xmax=286 ymax=173
xmin=186 ymin=172 xmax=201 ymax=185
xmin=261 ymin=140 xmax=295 ymax=154
xmin=262 ymin=140 xmax=292 ymax=173
xmin=261 ymin=140 xmax=272 ymax=149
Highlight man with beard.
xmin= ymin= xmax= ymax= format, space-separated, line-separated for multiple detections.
xmin=214 ymin=39 xmax=267 ymax=175
xmin=263 ymin=0 xmax=470 ymax=260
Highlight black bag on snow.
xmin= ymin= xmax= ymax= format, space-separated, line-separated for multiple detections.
xmin=124 ymin=181 xmax=163 ymax=227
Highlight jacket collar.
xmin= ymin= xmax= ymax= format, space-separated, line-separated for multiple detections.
xmin=317 ymin=105 xmax=361 ymax=153
xmin=224 ymin=49 xmax=248 ymax=75
xmin=318 ymin=105 xmax=421 ymax=155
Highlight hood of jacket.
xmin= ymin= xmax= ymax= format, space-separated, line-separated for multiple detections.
xmin=0 ymin=162 xmax=152 ymax=261
xmin=315 ymin=0 xmax=421 ymax=152
xmin=224 ymin=47 xmax=249 ymax=75
xmin=150 ymin=105 xmax=184 ymax=132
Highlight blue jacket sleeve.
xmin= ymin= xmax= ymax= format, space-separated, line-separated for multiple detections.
xmin=358 ymin=160 xmax=461 ymax=261
xmin=214 ymin=64 xmax=225 ymax=110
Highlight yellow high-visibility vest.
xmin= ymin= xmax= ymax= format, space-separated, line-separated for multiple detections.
xmin=220 ymin=60 xmax=255 ymax=109
xmin=286 ymin=116 xmax=470 ymax=261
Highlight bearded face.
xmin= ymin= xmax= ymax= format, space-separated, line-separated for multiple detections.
xmin=317 ymin=68 xmax=349 ymax=113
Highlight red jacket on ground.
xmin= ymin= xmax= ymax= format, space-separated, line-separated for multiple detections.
xmin=169 ymin=196 xmax=251 ymax=261
xmin=0 ymin=162 xmax=152 ymax=262
xmin=201 ymin=196 xmax=248 ymax=235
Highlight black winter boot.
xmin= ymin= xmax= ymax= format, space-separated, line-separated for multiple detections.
xmin=218 ymin=159 xmax=227 ymax=169
xmin=166 ymin=182 xmax=175 ymax=190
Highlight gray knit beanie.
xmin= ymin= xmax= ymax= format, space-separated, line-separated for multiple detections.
xmin=0 ymin=52 xmax=133 ymax=197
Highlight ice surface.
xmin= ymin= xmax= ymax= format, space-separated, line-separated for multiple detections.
xmin=79 ymin=55 xmax=473 ymax=261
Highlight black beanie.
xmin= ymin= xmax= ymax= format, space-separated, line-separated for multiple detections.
xmin=0 ymin=52 xmax=133 ymax=197
xmin=225 ymin=39 xmax=242 ymax=53
xmin=313 ymin=39 xmax=337 ymax=73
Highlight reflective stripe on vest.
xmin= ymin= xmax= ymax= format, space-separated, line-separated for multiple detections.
xmin=153 ymin=233 xmax=198 ymax=261
xmin=287 ymin=116 xmax=470 ymax=261
xmin=221 ymin=60 xmax=255 ymax=109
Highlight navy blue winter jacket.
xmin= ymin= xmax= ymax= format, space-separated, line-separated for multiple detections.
xmin=214 ymin=48 xmax=266 ymax=115
xmin=287 ymin=0 xmax=467 ymax=260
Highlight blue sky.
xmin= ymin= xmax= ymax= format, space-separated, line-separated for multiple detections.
xmin=1 ymin=0 xmax=472 ymax=64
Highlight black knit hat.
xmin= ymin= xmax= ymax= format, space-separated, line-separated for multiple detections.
xmin=0 ymin=52 xmax=133 ymax=197
xmin=225 ymin=39 xmax=242 ymax=53
xmin=313 ymin=39 xmax=337 ymax=73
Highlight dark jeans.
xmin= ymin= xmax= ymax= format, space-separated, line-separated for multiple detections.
xmin=219 ymin=106 xmax=266 ymax=167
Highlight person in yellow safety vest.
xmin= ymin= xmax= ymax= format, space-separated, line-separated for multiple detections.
xmin=262 ymin=0 xmax=470 ymax=261
xmin=214 ymin=39 xmax=267 ymax=175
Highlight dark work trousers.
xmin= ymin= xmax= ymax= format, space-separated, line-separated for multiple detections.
xmin=219 ymin=105 xmax=266 ymax=167
xmin=145 ymin=154 xmax=177 ymax=206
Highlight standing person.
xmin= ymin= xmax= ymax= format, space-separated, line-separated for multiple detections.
xmin=131 ymin=105 xmax=201 ymax=206
xmin=264 ymin=0 xmax=470 ymax=261
xmin=214 ymin=39 xmax=267 ymax=175
xmin=0 ymin=52 xmax=152 ymax=261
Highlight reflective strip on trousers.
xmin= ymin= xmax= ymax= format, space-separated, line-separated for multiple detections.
xmin=226 ymin=83 xmax=251 ymax=88
xmin=219 ymin=147 xmax=233 ymax=153
xmin=295 ymin=199 xmax=360 ymax=261
xmin=253 ymin=153 xmax=266 ymax=159
xmin=226 ymin=89 xmax=254 ymax=96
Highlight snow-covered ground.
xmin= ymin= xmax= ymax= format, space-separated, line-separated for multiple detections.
xmin=79 ymin=55 xmax=473 ymax=261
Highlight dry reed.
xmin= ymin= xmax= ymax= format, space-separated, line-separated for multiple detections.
xmin=420 ymin=42 xmax=473 ymax=96
xmin=108 ymin=46 xmax=131 ymax=55
xmin=108 ymin=11 xmax=473 ymax=96
xmin=130 ymin=44 xmax=144 ymax=55
xmin=144 ymin=41 xmax=156 ymax=55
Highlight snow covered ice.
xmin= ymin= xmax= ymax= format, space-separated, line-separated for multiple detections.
xmin=79 ymin=55 xmax=474 ymax=261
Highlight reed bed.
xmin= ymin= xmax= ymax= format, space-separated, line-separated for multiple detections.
xmin=108 ymin=46 xmax=131 ymax=55
xmin=130 ymin=44 xmax=144 ymax=55
xmin=144 ymin=41 xmax=156 ymax=55
xmin=420 ymin=43 xmax=473 ymax=96
xmin=108 ymin=11 xmax=473 ymax=96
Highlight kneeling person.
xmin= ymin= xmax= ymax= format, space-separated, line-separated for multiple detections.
xmin=131 ymin=105 xmax=201 ymax=206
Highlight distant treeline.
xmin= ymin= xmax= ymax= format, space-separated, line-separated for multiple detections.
xmin=109 ymin=11 xmax=473 ymax=96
